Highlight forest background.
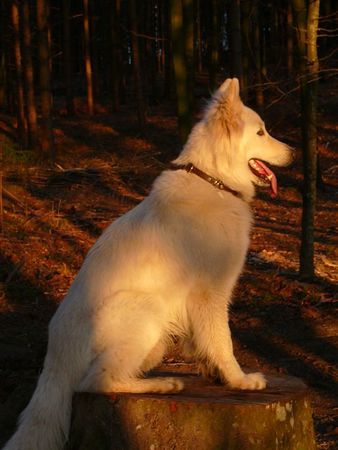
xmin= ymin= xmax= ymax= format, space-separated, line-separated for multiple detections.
xmin=0 ymin=0 xmax=337 ymax=448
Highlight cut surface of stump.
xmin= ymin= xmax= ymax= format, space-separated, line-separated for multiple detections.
xmin=66 ymin=366 xmax=316 ymax=450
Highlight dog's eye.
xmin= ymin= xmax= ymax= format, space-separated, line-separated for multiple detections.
xmin=257 ymin=128 xmax=264 ymax=136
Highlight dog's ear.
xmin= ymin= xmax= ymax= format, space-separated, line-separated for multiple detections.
xmin=218 ymin=78 xmax=241 ymax=106
xmin=227 ymin=78 xmax=240 ymax=102
xmin=218 ymin=78 xmax=232 ymax=94
xmin=205 ymin=78 xmax=242 ymax=132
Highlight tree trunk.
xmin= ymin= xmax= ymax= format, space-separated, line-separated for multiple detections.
xmin=109 ymin=0 xmax=121 ymax=112
xmin=83 ymin=0 xmax=94 ymax=115
xmin=182 ymin=0 xmax=194 ymax=112
xmin=253 ymin=2 xmax=264 ymax=111
xmin=145 ymin=1 xmax=157 ymax=102
xmin=286 ymin=4 xmax=294 ymax=74
xmin=240 ymin=0 xmax=251 ymax=100
xmin=157 ymin=0 xmax=163 ymax=74
xmin=228 ymin=0 xmax=243 ymax=87
xmin=170 ymin=0 xmax=193 ymax=143
xmin=11 ymin=0 xmax=27 ymax=147
xmin=0 ymin=51 xmax=5 ymax=109
xmin=37 ymin=0 xmax=54 ymax=160
xmin=162 ymin=0 xmax=172 ymax=99
xmin=292 ymin=0 xmax=320 ymax=280
xmin=196 ymin=0 xmax=203 ymax=73
xmin=0 ymin=0 xmax=7 ymax=110
xmin=209 ymin=0 xmax=219 ymax=91
xmin=129 ymin=0 xmax=146 ymax=130
xmin=158 ymin=0 xmax=164 ymax=74
xmin=62 ymin=0 xmax=75 ymax=116
xmin=46 ymin=1 xmax=52 ymax=74
xmin=90 ymin=8 xmax=100 ymax=102
xmin=67 ymin=369 xmax=316 ymax=450
xmin=21 ymin=0 xmax=38 ymax=148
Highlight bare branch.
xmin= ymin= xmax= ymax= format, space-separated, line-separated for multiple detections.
xmin=121 ymin=25 xmax=168 ymax=42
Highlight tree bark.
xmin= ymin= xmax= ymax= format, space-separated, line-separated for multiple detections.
xmin=109 ymin=0 xmax=121 ymax=112
xmin=129 ymin=0 xmax=146 ymax=130
xmin=0 ymin=52 xmax=5 ymax=110
xmin=145 ymin=1 xmax=158 ymax=102
xmin=228 ymin=0 xmax=243 ymax=87
xmin=11 ymin=0 xmax=27 ymax=147
xmin=292 ymin=0 xmax=320 ymax=280
xmin=252 ymin=1 xmax=264 ymax=111
xmin=196 ymin=0 xmax=202 ymax=73
xmin=240 ymin=0 xmax=251 ymax=100
xmin=182 ymin=0 xmax=194 ymax=112
xmin=209 ymin=0 xmax=219 ymax=91
xmin=162 ymin=0 xmax=172 ymax=99
xmin=37 ymin=0 xmax=54 ymax=160
xmin=21 ymin=0 xmax=38 ymax=148
xmin=170 ymin=0 xmax=193 ymax=143
xmin=83 ymin=0 xmax=94 ymax=115
xmin=286 ymin=4 xmax=294 ymax=74
xmin=67 ymin=370 xmax=316 ymax=450
xmin=0 ymin=0 xmax=7 ymax=110
xmin=62 ymin=0 xmax=75 ymax=116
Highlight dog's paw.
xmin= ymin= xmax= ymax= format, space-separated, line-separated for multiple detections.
xmin=165 ymin=377 xmax=185 ymax=393
xmin=229 ymin=372 xmax=267 ymax=390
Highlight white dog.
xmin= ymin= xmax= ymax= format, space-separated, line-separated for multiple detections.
xmin=4 ymin=78 xmax=294 ymax=450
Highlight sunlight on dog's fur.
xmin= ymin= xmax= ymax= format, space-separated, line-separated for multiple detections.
xmin=4 ymin=78 xmax=294 ymax=450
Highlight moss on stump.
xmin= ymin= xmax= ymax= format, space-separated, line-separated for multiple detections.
xmin=66 ymin=367 xmax=316 ymax=450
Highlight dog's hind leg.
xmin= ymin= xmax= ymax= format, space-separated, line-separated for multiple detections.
xmin=77 ymin=346 xmax=183 ymax=394
xmin=78 ymin=360 xmax=183 ymax=393
xmin=77 ymin=294 xmax=183 ymax=394
xmin=140 ymin=338 xmax=167 ymax=372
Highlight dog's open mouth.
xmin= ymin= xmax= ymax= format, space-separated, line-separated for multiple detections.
xmin=248 ymin=159 xmax=278 ymax=197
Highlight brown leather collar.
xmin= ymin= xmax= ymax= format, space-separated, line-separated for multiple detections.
xmin=170 ymin=163 xmax=242 ymax=199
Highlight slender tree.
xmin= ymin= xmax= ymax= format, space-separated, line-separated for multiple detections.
xmin=196 ymin=0 xmax=203 ymax=73
xmin=0 ymin=52 xmax=5 ymax=110
xmin=11 ymin=0 xmax=27 ymax=147
xmin=37 ymin=0 xmax=54 ymax=160
xmin=109 ymin=0 xmax=121 ymax=112
xmin=0 ymin=0 xmax=7 ymax=110
xmin=252 ymin=1 xmax=264 ymax=110
xmin=162 ymin=0 xmax=172 ymax=99
xmin=83 ymin=0 xmax=94 ymax=115
xmin=228 ymin=0 xmax=243 ymax=87
xmin=170 ymin=0 xmax=193 ymax=143
xmin=292 ymin=0 xmax=320 ymax=279
xmin=209 ymin=0 xmax=220 ymax=91
xmin=144 ymin=1 xmax=157 ymax=101
xmin=129 ymin=0 xmax=146 ymax=130
xmin=21 ymin=0 xmax=38 ymax=147
xmin=286 ymin=3 xmax=294 ymax=74
xmin=182 ymin=0 xmax=194 ymax=110
xmin=241 ymin=0 xmax=251 ymax=99
xmin=62 ymin=0 xmax=75 ymax=115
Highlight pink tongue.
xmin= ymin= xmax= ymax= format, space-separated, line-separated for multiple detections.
xmin=254 ymin=159 xmax=278 ymax=197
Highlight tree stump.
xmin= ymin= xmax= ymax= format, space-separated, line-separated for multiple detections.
xmin=66 ymin=366 xmax=316 ymax=450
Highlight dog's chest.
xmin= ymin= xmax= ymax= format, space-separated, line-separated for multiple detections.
xmin=171 ymin=201 xmax=252 ymax=276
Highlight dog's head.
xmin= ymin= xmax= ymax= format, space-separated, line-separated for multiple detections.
xmin=177 ymin=78 xmax=294 ymax=200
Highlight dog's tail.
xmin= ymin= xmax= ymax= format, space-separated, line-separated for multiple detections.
xmin=3 ymin=364 xmax=76 ymax=450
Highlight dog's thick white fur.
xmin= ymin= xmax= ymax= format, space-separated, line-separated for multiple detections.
xmin=4 ymin=79 xmax=294 ymax=450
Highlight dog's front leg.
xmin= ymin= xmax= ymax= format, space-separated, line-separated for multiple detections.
xmin=187 ymin=293 xmax=266 ymax=390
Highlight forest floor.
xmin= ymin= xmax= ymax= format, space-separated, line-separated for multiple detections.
xmin=0 ymin=85 xmax=337 ymax=448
